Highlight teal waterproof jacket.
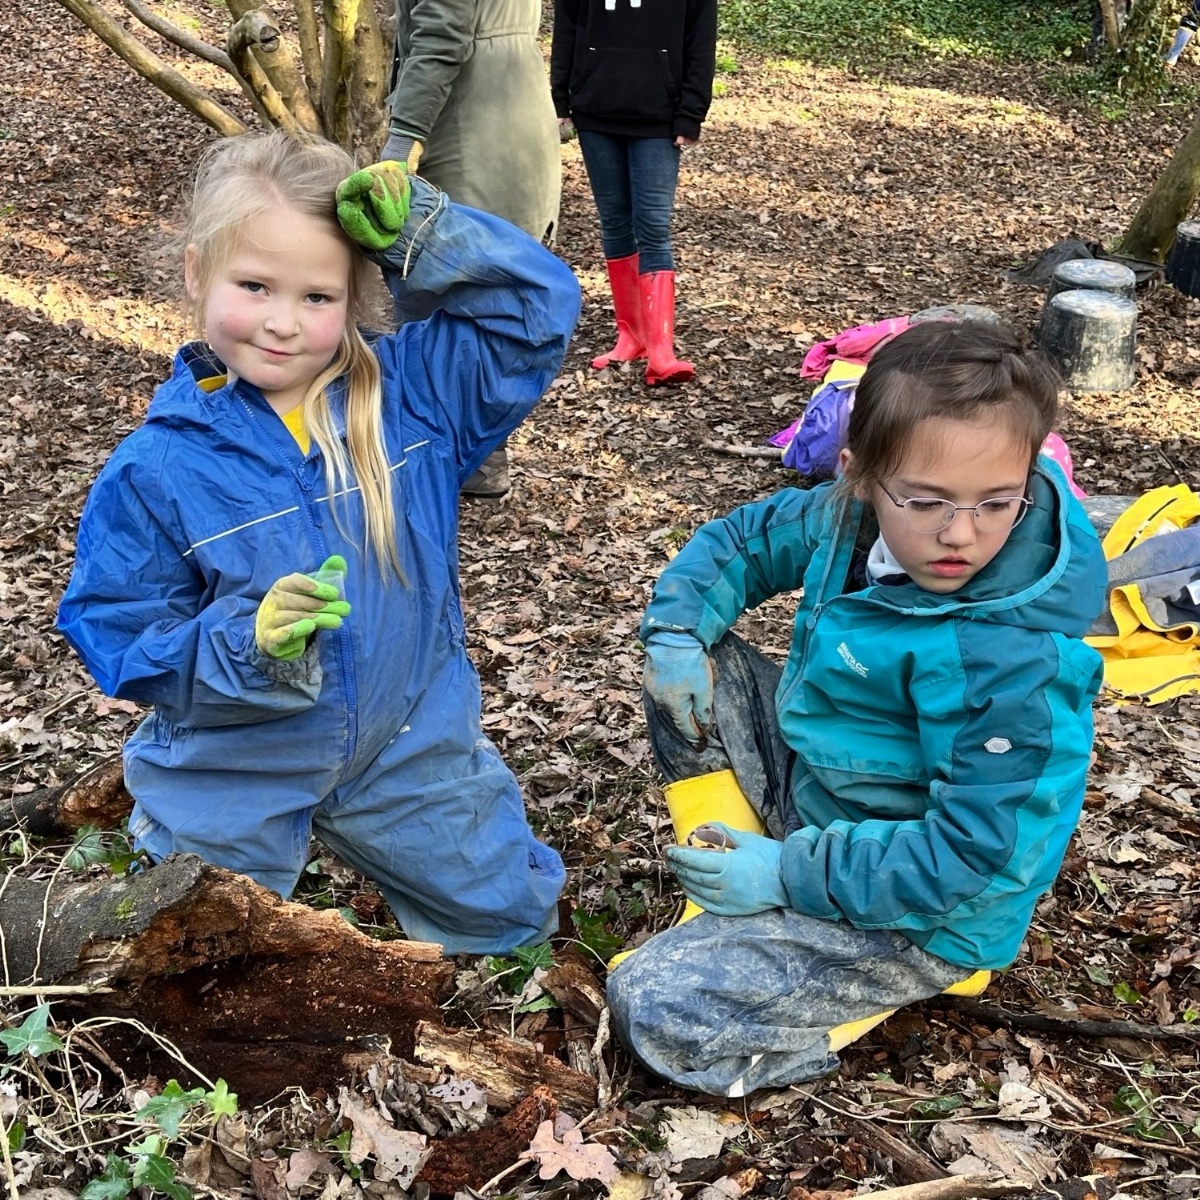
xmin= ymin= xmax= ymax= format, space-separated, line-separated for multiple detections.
xmin=642 ymin=465 xmax=1107 ymax=969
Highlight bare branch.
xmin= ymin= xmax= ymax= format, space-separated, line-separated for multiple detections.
xmin=227 ymin=24 xmax=303 ymax=133
xmin=287 ymin=0 xmax=326 ymax=112
xmin=119 ymin=0 xmax=238 ymax=72
xmin=53 ymin=0 xmax=246 ymax=135
xmin=227 ymin=2 xmax=324 ymax=133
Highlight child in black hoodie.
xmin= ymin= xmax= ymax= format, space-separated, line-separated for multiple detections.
xmin=551 ymin=0 xmax=717 ymax=386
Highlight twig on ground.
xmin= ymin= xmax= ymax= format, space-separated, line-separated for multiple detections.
xmin=0 ymin=985 xmax=115 ymax=997
xmin=1 ymin=1113 xmax=18 ymax=1200
xmin=702 ymin=439 xmax=784 ymax=459
xmin=855 ymin=1176 xmax=1031 ymax=1200
xmin=928 ymin=996 xmax=1200 ymax=1045
xmin=1140 ymin=786 xmax=1200 ymax=822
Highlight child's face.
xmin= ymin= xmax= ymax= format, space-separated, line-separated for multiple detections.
xmin=841 ymin=415 xmax=1032 ymax=595
xmin=188 ymin=207 xmax=352 ymax=416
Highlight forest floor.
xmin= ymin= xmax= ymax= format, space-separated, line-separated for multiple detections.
xmin=3 ymin=1 xmax=1200 ymax=1196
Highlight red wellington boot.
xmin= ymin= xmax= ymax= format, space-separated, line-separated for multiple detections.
xmin=592 ymin=254 xmax=645 ymax=369
xmin=640 ymin=270 xmax=694 ymax=386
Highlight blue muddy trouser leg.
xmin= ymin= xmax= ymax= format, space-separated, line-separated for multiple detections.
xmin=314 ymin=734 xmax=564 ymax=956
xmin=607 ymin=909 xmax=967 ymax=1096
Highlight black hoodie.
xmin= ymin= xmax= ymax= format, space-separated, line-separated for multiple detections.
xmin=550 ymin=0 xmax=717 ymax=141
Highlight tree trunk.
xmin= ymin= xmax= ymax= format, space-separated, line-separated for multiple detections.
xmin=55 ymin=0 xmax=246 ymax=135
xmin=1 ymin=852 xmax=455 ymax=1104
xmin=1120 ymin=106 xmax=1200 ymax=262
xmin=1099 ymin=0 xmax=1121 ymax=48
xmin=226 ymin=0 xmax=324 ymax=133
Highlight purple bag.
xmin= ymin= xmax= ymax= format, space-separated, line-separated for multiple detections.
xmin=781 ymin=378 xmax=857 ymax=478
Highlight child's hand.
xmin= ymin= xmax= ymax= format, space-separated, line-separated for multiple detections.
xmin=255 ymin=556 xmax=351 ymax=661
xmin=667 ymin=825 xmax=789 ymax=916
xmin=336 ymin=162 xmax=411 ymax=251
xmin=643 ymin=631 xmax=713 ymax=744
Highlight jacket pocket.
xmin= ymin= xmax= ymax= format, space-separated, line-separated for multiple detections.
xmin=571 ymin=47 xmax=676 ymax=121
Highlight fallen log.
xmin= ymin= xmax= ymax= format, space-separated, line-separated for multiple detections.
xmin=0 ymin=755 xmax=132 ymax=838
xmin=0 ymin=852 xmax=455 ymax=1103
xmin=413 ymin=1021 xmax=598 ymax=1116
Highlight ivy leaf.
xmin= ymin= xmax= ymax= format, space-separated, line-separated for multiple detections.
xmin=1113 ymin=981 xmax=1141 ymax=1005
xmin=0 ymin=1004 xmax=63 ymax=1058
xmin=515 ymin=994 xmax=558 ymax=1015
xmin=81 ymin=1154 xmax=133 ymax=1200
xmin=205 ymin=1079 xmax=238 ymax=1119
xmin=571 ymin=910 xmax=625 ymax=962
xmin=138 ymin=1080 xmax=207 ymax=1136
xmin=132 ymin=1151 xmax=191 ymax=1200
xmin=6 ymin=1123 xmax=24 ymax=1153
xmin=513 ymin=942 xmax=555 ymax=973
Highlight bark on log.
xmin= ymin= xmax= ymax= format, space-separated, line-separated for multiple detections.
xmin=413 ymin=1021 xmax=598 ymax=1116
xmin=415 ymin=1085 xmax=558 ymax=1195
xmin=0 ymin=853 xmax=454 ymax=1103
xmin=0 ymin=756 xmax=132 ymax=839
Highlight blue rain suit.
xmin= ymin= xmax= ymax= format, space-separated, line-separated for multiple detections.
xmin=57 ymin=181 xmax=580 ymax=955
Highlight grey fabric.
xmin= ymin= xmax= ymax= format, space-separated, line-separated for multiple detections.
xmin=608 ymin=908 xmax=965 ymax=1096
xmin=1090 ymin=522 xmax=1200 ymax=637
xmin=643 ymin=632 xmax=800 ymax=840
xmin=389 ymin=0 xmax=561 ymax=242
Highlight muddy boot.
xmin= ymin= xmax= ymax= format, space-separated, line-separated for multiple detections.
xmin=592 ymin=253 xmax=645 ymax=369
xmin=462 ymin=443 xmax=511 ymax=500
xmin=640 ymin=270 xmax=694 ymax=387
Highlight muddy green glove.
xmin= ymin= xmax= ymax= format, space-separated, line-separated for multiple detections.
xmin=255 ymin=555 xmax=351 ymax=661
xmin=336 ymin=162 xmax=411 ymax=251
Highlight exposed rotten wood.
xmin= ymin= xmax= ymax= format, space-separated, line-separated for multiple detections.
xmin=412 ymin=1021 xmax=598 ymax=1116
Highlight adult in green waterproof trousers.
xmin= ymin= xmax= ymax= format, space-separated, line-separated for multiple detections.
xmin=551 ymin=0 xmax=716 ymax=387
xmin=385 ymin=0 xmax=562 ymax=498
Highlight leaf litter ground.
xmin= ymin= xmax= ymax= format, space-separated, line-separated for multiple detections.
xmin=2 ymin=1 xmax=1200 ymax=1195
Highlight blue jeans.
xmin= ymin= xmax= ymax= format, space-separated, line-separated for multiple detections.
xmin=578 ymin=131 xmax=680 ymax=273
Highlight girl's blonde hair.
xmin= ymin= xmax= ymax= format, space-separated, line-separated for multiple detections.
xmin=184 ymin=131 xmax=403 ymax=580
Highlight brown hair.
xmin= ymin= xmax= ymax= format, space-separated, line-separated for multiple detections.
xmin=840 ymin=320 xmax=1059 ymax=493
xmin=184 ymin=131 xmax=403 ymax=581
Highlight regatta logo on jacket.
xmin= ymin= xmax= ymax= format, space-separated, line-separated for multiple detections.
xmin=836 ymin=641 xmax=868 ymax=677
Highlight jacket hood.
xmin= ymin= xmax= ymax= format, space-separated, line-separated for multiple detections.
xmin=145 ymin=343 xmax=349 ymax=438
xmin=843 ymin=463 xmax=1108 ymax=637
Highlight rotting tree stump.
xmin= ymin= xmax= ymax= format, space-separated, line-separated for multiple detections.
xmin=2 ymin=853 xmax=456 ymax=1103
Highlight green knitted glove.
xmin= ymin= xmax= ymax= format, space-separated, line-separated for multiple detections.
xmin=255 ymin=556 xmax=351 ymax=661
xmin=336 ymin=162 xmax=411 ymax=251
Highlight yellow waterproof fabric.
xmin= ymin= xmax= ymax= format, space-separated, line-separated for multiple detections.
xmin=1085 ymin=485 xmax=1200 ymax=704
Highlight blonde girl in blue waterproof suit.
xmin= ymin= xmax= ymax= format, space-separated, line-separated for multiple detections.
xmin=608 ymin=321 xmax=1108 ymax=1095
xmin=57 ymin=133 xmax=581 ymax=956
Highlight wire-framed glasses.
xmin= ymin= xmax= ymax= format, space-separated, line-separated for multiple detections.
xmin=877 ymin=482 xmax=1032 ymax=534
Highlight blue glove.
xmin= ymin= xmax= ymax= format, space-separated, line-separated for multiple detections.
xmin=643 ymin=631 xmax=713 ymax=744
xmin=666 ymin=824 xmax=789 ymax=916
